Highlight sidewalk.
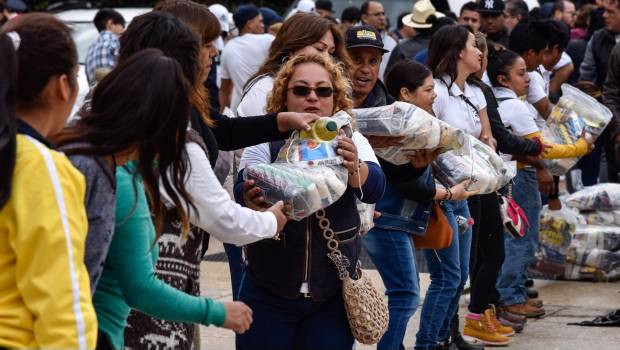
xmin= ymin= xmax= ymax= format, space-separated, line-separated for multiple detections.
xmin=199 ymin=240 xmax=620 ymax=350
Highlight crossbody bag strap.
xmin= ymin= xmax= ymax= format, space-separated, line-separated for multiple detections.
xmin=316 ymin=210 xmax=355 ymax=280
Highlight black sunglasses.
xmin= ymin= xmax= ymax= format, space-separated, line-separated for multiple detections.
xmin=289 ymin=86 xmax=334 ymax=98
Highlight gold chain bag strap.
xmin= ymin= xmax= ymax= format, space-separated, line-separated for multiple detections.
xmin=315 ymin=210 xmax=388 ymax=345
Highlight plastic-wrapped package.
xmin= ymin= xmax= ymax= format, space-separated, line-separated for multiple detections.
xmin=354 ymin=101 xmax=467 ymax=165
xmin=565 ymin=183 xmax=620 ymax=211
xmin=580 ymin=210 xmax=620 ymax=226
xmin=532 ymin=205 xmax=580 ymax=279
xmin=563 ymin=225 xmax=620 ymax=281
xmin=540 ymin=84 xmax=612 ymax=175
xmin=432 ymin=135 xmax=516 ymax=194
xmin=357 ymin=201 xmax=375 ymax=235
xmin=571 ymin=225 xmax=620 ymax=251
xmin=244 ymin=114 xmax=352 ymax=221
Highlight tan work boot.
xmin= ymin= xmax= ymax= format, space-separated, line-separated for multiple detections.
xmin=505 ymin=303 xmax=546 ymax=318
xmin=526 ymin=298 xmax=543 ymax=308
xmin=463 ymin=316 xmax=511 ymax=346
xmin=486 ymin=306 xmax=516 ymax=336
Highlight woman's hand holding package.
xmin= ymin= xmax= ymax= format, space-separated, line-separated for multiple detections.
xmin=480 ymin=133 xmax=497 ymax=151
xmin=449 ymin=180 xmax=480 ymax=200
xmin=407 ymin=149 xmax=441 ymax=168
xmin=276 ymin=112 xmax=320 ymax=132
xmin=266 ymin=201 xmax=288 ymax=233
xmin=222 ymin=301 xmax=253 ymax=334
xmin=243 ymin=179 xmax=268 ymax=211
xmin=337 ymin=130 xmax=368 ymax=188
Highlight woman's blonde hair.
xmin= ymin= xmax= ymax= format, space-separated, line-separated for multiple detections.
xmin=266 ymin=54 xmax=353 ymax=116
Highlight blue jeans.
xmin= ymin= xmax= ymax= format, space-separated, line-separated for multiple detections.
xmin=415 ymin=200 xmax=472 ymax=350
xmin=496 ymin=169 xmax=542 ymax=306
xmin=236 ymin=274 xmax=354 ymax=350
xmin=224 ymin=243 xmax=244 ymax=300
xmin=363 ymin=228 xmax=420 ymax=350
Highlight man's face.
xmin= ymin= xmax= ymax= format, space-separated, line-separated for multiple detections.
xmin=317 ymin=9 xmax=332 ymax=18
xmin=542 ymin=45 xmax=562 ymax=70
xmin=480 ymin=12 xmax=505 ymax=35
xmin=555 ymin=1 xmax=576 ymax=28
xmin=524 ymin=48 xmax=547 ymax=71
xmin=459 ymin=9 xmax=481 ymax=32
xmin=361 ymin=1 xmax=387 ymax=31
xmin=245 ymin=14 xmax=265 ymax=34
xmin=348 ymin=47 xmax=382 ymax=99
xmin=603 ymin=0 xmax=620 ymax=33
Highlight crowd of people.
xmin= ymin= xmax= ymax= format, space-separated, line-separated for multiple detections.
xmin=0 ymin=0 xmax=619 ymax=350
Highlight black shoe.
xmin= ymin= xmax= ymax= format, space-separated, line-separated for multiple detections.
xmin=525 ymin=279 xmax=534 ymax=287
xmin=452 ymin=333 xmax=485 ymax=350
xmin=527 ymin=288 xmax=539 ymax=299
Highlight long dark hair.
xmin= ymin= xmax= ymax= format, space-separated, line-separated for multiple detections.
xmin=0 ymin=35 xmax=17 ymax=209
xmin=54 ymin=49 xmax=195 ymax=237
xmin=119 ymin=11 xmax=212 ymax=126
xmin=427 ymin=24 xmax=471 ymax=88
xmin=0 ymin=13 xmax=78 ymax=209
xmin=245 ymin=12 xmax=350 ymax=89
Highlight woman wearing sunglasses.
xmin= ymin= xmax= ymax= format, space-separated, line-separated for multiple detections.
xmin=234 ymin=54 xmax=385 ymax=350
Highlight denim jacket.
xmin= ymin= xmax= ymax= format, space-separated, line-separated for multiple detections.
xmin=374 ymin=166 xmax=434 ymax=235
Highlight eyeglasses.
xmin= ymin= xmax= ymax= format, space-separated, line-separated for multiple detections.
xmin=289 ymin=86 xmax=334 ymax=98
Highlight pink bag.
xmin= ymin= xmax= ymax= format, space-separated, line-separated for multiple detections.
xmin=498 ymin=185 xmax=529 ymax=239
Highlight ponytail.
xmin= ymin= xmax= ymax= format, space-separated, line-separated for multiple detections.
xmin=486 ymin=44 xmax=521 ymax=88
xmin=0 ymin=34 xmax=18 ymax=209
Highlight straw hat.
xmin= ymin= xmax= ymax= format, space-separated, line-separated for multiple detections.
xmin=402 ymin=0 xmax=444 ymax=29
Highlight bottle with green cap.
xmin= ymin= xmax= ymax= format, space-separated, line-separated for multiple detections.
xmin=300 ymin=117 xmax=339 ymax=141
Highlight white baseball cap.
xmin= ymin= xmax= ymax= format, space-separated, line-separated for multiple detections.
xmin=209 ymin=3 xmax=230 ymax=33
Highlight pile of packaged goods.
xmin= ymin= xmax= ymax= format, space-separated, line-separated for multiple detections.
xmin=244 ymin=113 xmax=352 ymax=221
xmin=433 ymin=135 xmax=517 ymax=194
xmin=532 ymin=206 xmax=580 ymax=279
xmin=354 ymin=101 xmax=467 ymax=165
xmin=561 ymin=183 xmax=620 ymax=281
xmin=540 ymin=84 xmax=613 ymax=175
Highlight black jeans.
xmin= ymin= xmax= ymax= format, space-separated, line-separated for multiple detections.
xmin=468 ymin=193 xmax=506 ymax=314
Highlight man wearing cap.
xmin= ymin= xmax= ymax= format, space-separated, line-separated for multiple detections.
xmin=219 ymin=4 xmax=273 ymax=114
xmin=360 ymin=1 xmax=397 ymax=81
xmin=346 ymin=25 xmax=394 ymax=108
xmin=316 ymin=0 xmax=334 ymax=18
xmin=385 ymin=0 xmax=442 ymax=73
xmin=478 ymin=0 xmax=510 ymax=47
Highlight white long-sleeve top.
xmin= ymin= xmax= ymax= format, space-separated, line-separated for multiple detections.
xmin=161 ymin=142 xmax=278 ymax=246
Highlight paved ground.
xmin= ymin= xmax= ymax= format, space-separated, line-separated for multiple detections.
xmin=199 ymin=239 xmax=620 ymax=350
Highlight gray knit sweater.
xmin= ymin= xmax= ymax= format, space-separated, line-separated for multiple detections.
xmin=65 ymin=151 xmax=116 ymax=293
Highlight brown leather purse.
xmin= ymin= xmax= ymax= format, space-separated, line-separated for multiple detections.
xmin=412 ymin=202 xmax=453 ymax=249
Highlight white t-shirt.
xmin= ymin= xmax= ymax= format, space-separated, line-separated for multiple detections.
xmin=161 ymin=142 xmax=277 ymax=246
xmin=236 ymin=75 xmax=274 ymax=117
xmin=220 ymin=34 xmax=274 ymax=114
xmin=553 ymin=52 xmax=573 ymax=71
xmin=493 ymin=87 xmax=539 ymax=136
xmin=526 ymin=69 xmax=549 ymax=128
xmin=379 ymin=32 xmax=397 ymax=81
xmin=432 ymin=76 xmax=487 ymax=138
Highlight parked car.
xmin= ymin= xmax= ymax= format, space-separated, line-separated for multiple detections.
xmin=55 ymin=7 xmax=151 ymax=117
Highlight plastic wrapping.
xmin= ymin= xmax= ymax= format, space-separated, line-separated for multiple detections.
xmin=580 ymin=210 xmax=620 ymax=226
xmin=354 ymin=101 xmax=468 ymax=165
xmin=532 ymin=205 xmax=580 ymax=279
xmin=565 ymin=183 xmax=620 ymax=211
xmin=357 ymin=201 xmax=375 ymax=235
xmin=243 ymin=113 xmax=352 ymax=221
xmin=564 ymin=225 xmax=620 ymax=281
xmin=432 ymin=135 xmax=517 ymax=194
xmin=540 ymin=84 xmax=613 ymax=175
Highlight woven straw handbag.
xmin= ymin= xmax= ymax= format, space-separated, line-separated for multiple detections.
xmin=315 ymin=210 xmax=388 ymax=345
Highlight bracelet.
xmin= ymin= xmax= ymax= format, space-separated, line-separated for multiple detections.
xmin=348 ymin=160 xmax=362 ymax=175
xmin=447 ymin=187 xmax=453 ymax=200
xmin=442 ymin=188 xmax=450 ymax=201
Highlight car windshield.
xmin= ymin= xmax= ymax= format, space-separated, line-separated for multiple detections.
xmin=65 ymin=22 xmax=99 ymax=65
